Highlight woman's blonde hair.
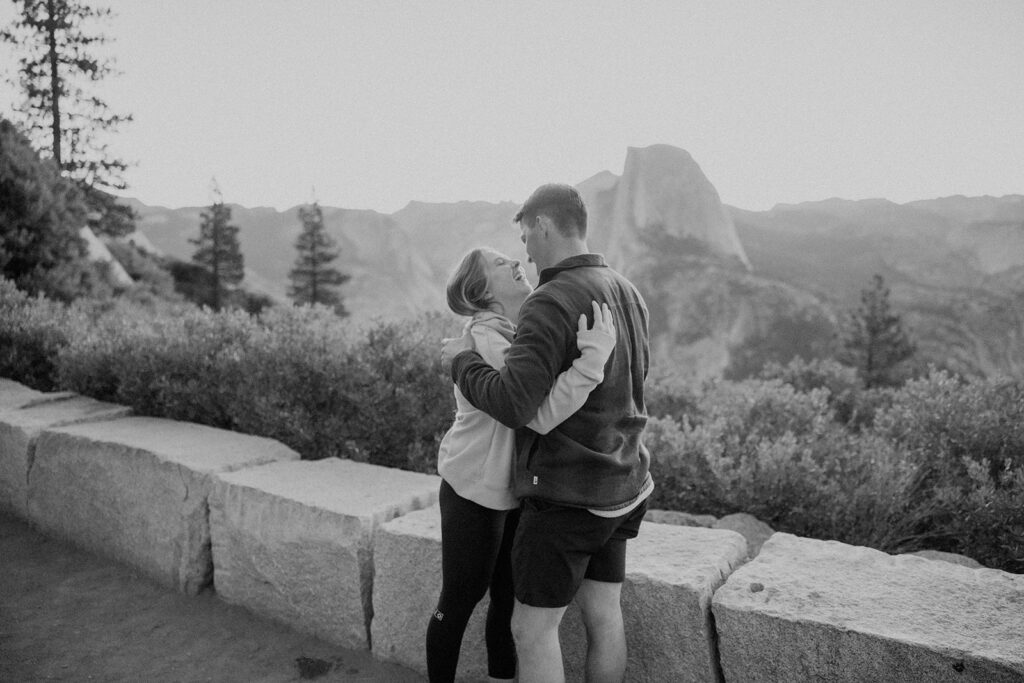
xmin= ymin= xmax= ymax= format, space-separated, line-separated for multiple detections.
xmin=446 ymin=248 xmax=495 ymax=316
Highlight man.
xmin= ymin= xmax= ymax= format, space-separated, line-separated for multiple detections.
xmin=441 ymin=184 xmax=653 ymax=683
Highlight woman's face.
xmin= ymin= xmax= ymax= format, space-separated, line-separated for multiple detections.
xmin=480 ymin=248 xmax=532 ymax=303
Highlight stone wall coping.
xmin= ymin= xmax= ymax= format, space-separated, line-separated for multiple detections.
xmin=43 ymin=416 xmax=300 ymax=473
xmin=379 ymin=507 xmax=751 ymax=584
xmin=0 ymin=379 xmax=72 ymax=411
xmin=0 ymin=396 xmax=131 ymax=431
xmin=714 ymin=532 xmax=1024 ymax=655
xmin=627 ymin=521 xmax=748 ymax=586
xmin=215 ymin=458 xmax=440 ymax=520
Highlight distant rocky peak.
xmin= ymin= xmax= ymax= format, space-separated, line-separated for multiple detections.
xmin=576 ymin=169 xmax=620 ymax=196
xmin=586 ymin=144 xmax=751 ymax=273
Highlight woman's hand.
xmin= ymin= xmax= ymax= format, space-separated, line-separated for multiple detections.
xmin=576 ymin=300 xmax=616 ymax=362
xmin=440 ymin=330 xmax=474 ymax=367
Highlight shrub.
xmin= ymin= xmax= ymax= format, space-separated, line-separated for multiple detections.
xmin=645 ymin=370 xmax=1024 ymax=572
xmin=337 ymin=313 xmax=455 ymax=471
xmin=646 ymin=371 xmax=702 ymax=424
xmin=874 ymin=369 xmax=1024 ymax=477
xmin=645 ymin=415 xmax=726 ymax=515
xmin=927 ymin=459 xmax=1024 ymax=572
xmin=0 ymin=278 xmax=84 ymax=389
xmin=216 ymin=303 xmax=363 ymax=461
xmin=870 ymin=369 xmax=1024 ymax=570
xmin=758 ymin=356 xmax=890 ymax=429
xmin=58 ymin=302 xmax=256 ymax=427
xmin=223 ymin=307 xmax=455 ymax=471
xmin=647 ymin=379 xmax=921 ymax=544
xmin=53 ymin=299 xmax=457 ymax=472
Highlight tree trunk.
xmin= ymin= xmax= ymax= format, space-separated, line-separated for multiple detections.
xmin=212 ymin=209 xmax=221 ymax=311
xmin=310 ymin=243 xmax=318 ymax=304
xmin=45 ymin=0 xmax=62 ymax=167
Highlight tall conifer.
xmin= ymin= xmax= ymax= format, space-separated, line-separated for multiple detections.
xmin=1 ymin=0 xmax=134 ymax=235
xmin=190 ymin=180 xmax=244 ymax=311
xmin=288 ymin=201 xmax=349 ymax=316
xmin=839 ymin=274 xmax=916 ymax=388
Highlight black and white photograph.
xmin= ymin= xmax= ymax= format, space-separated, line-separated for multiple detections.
xmin=1 ymin=2 xmax=1021 ymax=681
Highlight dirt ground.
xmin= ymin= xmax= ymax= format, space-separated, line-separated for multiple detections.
xmin=0 ymin=511 xmax=425 ymax=682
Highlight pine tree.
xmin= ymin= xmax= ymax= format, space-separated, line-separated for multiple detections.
xmin=190 ymin=180 xmax=244 ymax=311
xmin=1 ymin=0 xmax=134 ymax=235
xmin=288 ymin=201 xmax=350 ymax=316
xmin=838 ymin=274 xmax=916 ymax=388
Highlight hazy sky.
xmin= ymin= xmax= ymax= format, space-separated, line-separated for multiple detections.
xmin=2 ymin=1 xmax=1022 ymax=213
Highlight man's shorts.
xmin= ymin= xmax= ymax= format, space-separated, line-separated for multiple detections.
xmin=511 ymin=497 xmax=648 ymax=608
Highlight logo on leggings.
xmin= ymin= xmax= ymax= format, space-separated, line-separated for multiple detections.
xmin=433 ymin=610 xmax=444 ymax=621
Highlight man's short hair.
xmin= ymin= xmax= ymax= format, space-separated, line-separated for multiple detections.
xmin=513 ymin=183 xmax=587 ymax=238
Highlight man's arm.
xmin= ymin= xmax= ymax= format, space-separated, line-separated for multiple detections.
xmin=451 ymin=294 xmax=575 ymax=429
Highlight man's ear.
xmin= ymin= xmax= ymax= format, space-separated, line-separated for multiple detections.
xmin=535 ymin=214 xmax=552 ymax=237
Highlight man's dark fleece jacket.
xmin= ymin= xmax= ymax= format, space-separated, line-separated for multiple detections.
xmin=451 ymin=254 xmax=651 ymax=511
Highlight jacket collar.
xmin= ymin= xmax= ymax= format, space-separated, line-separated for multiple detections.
xmin=467 ymin=310 xmax=516 ymax=342
xmin=538 ymin=254 xmax=607 ymax=286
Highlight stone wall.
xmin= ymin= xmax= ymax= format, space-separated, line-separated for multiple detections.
xmin=2 ymin=378 xmax=1022 ymax=682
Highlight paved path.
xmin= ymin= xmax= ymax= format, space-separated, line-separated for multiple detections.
xmin=0 ymin=512 xmax=425 ymax=682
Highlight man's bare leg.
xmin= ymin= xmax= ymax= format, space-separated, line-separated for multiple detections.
xmin=510 ymin=599 xmax=568 ymax=683
xmin=574 ymin=579 xmax=627 ymax=683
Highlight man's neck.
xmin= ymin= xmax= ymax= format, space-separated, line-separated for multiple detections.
xmin=541 ymin=239 xmax=589 ymax=271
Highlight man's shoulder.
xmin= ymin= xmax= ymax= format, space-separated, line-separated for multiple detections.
xmin=542 ymin=262 xmax=642 ymax=297
xmin=520 ymin=285 xmax=572 ymax=322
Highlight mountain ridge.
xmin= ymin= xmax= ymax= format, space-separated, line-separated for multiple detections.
xmin=129 ymin=144 xmax=1024 ymax=380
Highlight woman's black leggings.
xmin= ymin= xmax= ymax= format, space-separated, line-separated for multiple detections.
xmin=426 ymin=479 xmax=519 ymax=681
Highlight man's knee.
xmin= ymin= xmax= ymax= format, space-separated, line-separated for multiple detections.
xmin=575 ymin=579 xmax=624 ymax=631
xmin=510 ymin=599 xmax=565 ymax=647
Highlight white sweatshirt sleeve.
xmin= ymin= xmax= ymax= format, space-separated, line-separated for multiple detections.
xmin=469 ymin=317 xmax=612 ymax=435
xmin=469 ymin=324 xmax=509 ymax=369
xmin=526 ymin=341 xmax=607 ymax=435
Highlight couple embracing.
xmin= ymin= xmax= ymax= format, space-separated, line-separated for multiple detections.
xmin=430 ymin=184 xmax=653 ymax=683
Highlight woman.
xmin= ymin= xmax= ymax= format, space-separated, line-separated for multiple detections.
xmin=427 ymin=247 xmax=615 ymax=682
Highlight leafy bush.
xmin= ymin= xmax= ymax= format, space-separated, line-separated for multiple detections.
xmin=646 ymin=371 xmax=702 ymax=423
xmin=52 ymin=299 xmax=459 ymax=471
xmin=336 ymin=314 xmax=455 ymax=470
xmin=648 ymin=379 xmax=919 ymax=542
xmin=58 ymin=301 xmax=249 ymax=424
xmin=646 ymin=369 xmax=1024 ymax=572
xmin=758 ymin=356 xmax=891 ymax=429
xmin=870 ymin=370 xmax=1024 ymax=569
xmin=0 ymin=278 xmax=85 ymax=389
xmin=874 ymin=369 xmax=1024 ymax=477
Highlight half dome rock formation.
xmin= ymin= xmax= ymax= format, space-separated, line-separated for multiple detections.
xmin=582 ymin=144 xmax=751 ymax=274
xmin=579 ymin=145 xmax=775 ymax=379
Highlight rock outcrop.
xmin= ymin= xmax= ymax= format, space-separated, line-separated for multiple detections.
xmin=713 ymin=512 xmax=775 ymax=558
xmin=79 ymin=225 xmax=133 ymax=286
xmin=583 ymin=144 xmax=751 ymax=273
